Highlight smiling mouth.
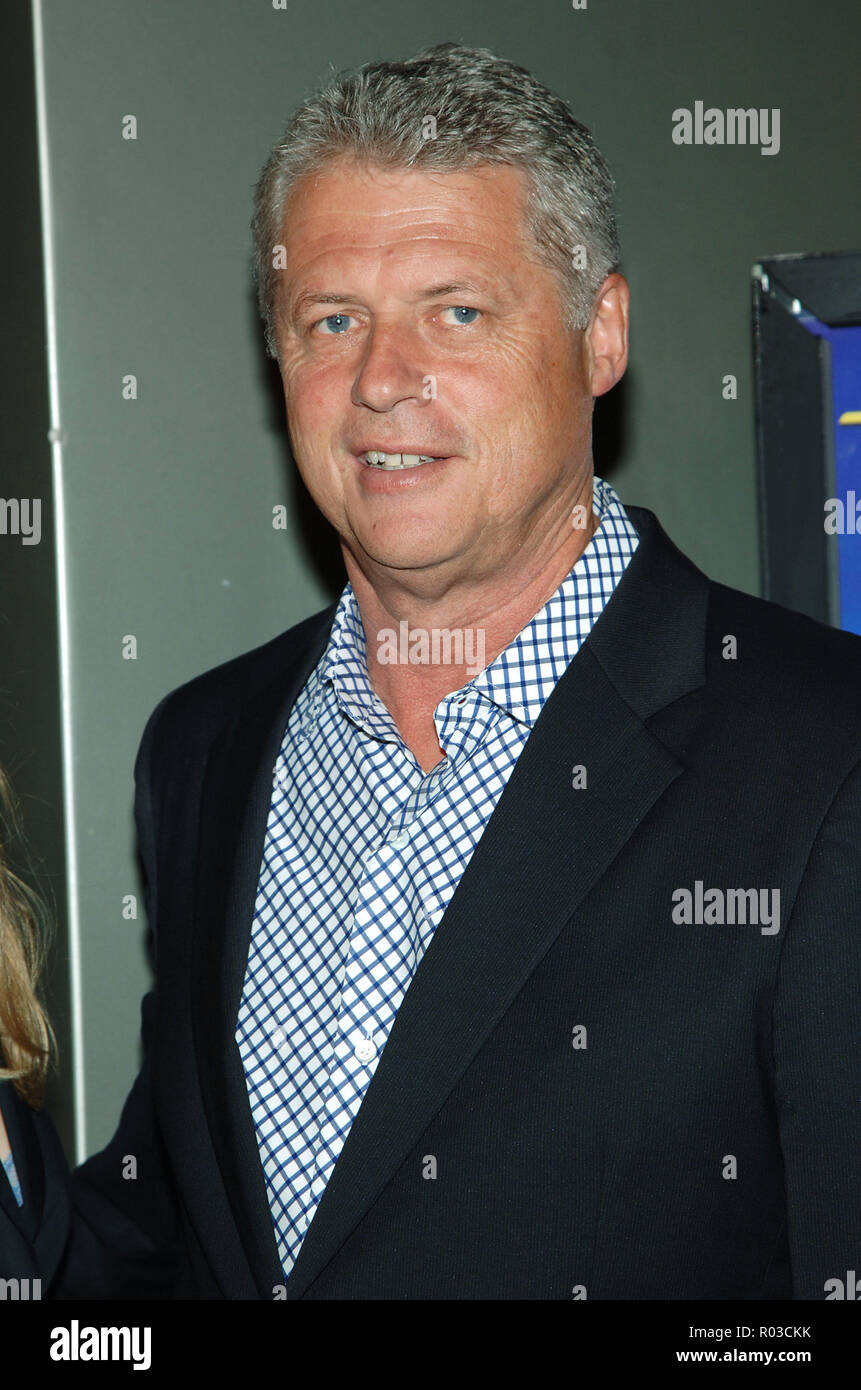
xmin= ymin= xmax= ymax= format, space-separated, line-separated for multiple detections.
xmin=359 ymin=450 xmax=449 ymax=470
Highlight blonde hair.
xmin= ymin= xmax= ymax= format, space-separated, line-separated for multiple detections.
xmin=0 ymin=764 xmax=56 ymax=1108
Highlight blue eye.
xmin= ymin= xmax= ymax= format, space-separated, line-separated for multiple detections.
xmin=443 ymin=306 xmax=479 ymax=325
xmin=317 ymin=313 xmax=352 ymax=334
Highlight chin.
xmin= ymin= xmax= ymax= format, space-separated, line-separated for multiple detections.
xmin=351 ymin=511 xmax=445 ymax=552
xmin=357 ymin=536 xmax=454 ymax=573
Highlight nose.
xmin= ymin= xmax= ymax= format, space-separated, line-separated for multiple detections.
xmin=351 ymin=320 xmax=428 ymax=412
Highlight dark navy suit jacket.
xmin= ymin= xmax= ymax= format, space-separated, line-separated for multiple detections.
xmin=54 ymin=504 xmax=861 ymax=1299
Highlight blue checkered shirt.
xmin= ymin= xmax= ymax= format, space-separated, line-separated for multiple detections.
xmin=235 ymin=474 xmax=639 ymax=1280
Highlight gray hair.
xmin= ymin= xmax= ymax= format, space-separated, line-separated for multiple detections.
xmin=252 ymin=41 xmax=621 ymax=358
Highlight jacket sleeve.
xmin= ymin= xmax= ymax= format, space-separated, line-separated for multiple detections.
xmin=53 ymin=696 xmax=185 ymax=1298
xmin=773 ymin=754 xmax=861 ymax=1300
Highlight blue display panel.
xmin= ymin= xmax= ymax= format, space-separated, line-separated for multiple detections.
xmin=798 ymin=315 xmax=861 ymax=634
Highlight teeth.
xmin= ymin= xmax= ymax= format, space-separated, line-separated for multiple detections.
xmin=362 ymin=450 xmax=440 ymax=469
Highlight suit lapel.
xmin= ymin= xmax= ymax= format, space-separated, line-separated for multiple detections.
xmin=283 ymin=505 xmax=711 ymax=1297
xmin=190 ymin=605 xmax=336 ymax=1296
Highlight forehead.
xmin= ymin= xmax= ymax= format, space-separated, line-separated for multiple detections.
xmin=278 ymin=158 xmax=536 ymax=286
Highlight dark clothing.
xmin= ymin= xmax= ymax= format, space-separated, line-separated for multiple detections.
xmin=55 ymin=504 xmax=861 ymax=1299
xmin=0 ymin=1078 xmax=70 ymax=1294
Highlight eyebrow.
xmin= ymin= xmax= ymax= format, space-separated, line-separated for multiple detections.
xmin=288 ymin=281 xmax=493 ymax=324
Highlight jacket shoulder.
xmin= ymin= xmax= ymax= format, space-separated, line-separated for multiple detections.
xmin=707 ymin=580 xmax=861 ymax=739
xmin=709 ymin=580 xmax=861 ymax=670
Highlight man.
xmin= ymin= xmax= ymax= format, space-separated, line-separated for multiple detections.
xmin=58 ymin=42 xmax=861 ymax=1300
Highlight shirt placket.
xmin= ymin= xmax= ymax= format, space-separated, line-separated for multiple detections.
xmin=309 ymin=833 xmax=420 ymax=1207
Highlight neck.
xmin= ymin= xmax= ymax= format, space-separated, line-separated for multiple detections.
xmin=345 ymin=482 xmax=600 ymax=771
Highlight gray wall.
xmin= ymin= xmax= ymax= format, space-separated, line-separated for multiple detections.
xmin=12 ymin=0 xmax=861 ymax=1158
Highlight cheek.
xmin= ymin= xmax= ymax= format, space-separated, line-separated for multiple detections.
xmin=448 ymin=350 xmax=535 ymax=449
xmin=468 ymin=333 xmax=574 ymax=432
xmin=281 ymin=355 xmax=343 ymax=432
xmin=280 ymin=366 xmax=346 ymax=509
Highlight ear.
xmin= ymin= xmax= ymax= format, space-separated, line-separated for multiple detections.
xmin=586 ymin=273 xmax=629 ymax=398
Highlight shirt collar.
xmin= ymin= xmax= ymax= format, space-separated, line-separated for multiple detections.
xmin=473 ymin=475 xmax=639 ymax=726
xmin=317 ymin=475 xmax=639 ymax=736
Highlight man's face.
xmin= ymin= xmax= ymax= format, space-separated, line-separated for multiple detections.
xmin=274 ymin=156 xmax=622 ymax=592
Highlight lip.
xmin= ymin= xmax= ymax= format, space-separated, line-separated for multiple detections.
xmin=350 ymin=451 xmax=456 ymax=490
xmin=352 ymin=447 xmax=447 ymax=458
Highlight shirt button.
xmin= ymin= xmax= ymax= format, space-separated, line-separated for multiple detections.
xmin=389 ymin=829 xmax=410 ymax=848
xmin=354 ymin=1037 xmax=377 ymax=1062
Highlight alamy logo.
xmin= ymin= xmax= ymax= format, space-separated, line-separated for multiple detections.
xmin=824 ymin=494 xmax=861 ymax=533
xmin=672 ymin=881 xmax=780 ymax=934
xmin=672 ymin=103 xmax=780 ymax=156
xmin=0 ymin=497 xmax=41 ymax=545
xmin=0 ymin=1277 xmax=41 ymax=1300
xmin=50 ymin=1320 xmax=151 ymax=1371
xmin=377 ymin=620 xmax=485 ymax=677
xmin=824 ymin=1271 xmax=861 ymax=1299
